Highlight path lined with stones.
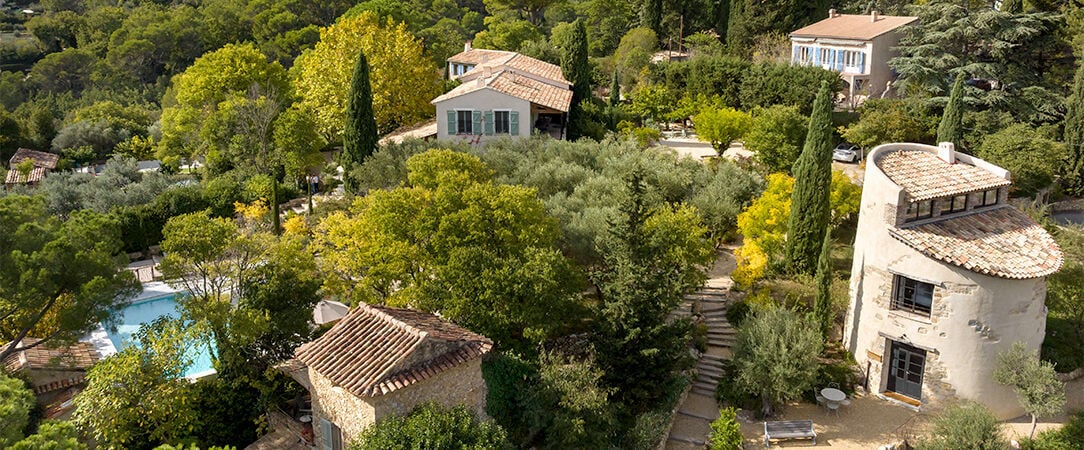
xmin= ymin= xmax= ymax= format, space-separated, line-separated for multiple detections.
xmin=666 ymin=285 xmax=737 ymax=449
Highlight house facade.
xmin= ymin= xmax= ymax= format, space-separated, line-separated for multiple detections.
xmin=285 ymin=303 xmax=492 ymax=450
xmin=844 ymin=142 xmax=1062 ymax=419
xmin=2 ymin=338 xmax=99 ymax=419
xmin=790 ymin=10 xmax=917 ymax=106
xmin=433 ymin=47 xmax=572 ymax=143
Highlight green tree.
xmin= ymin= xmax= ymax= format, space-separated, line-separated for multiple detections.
xmin=342 ymin=49 xmax=379 ymax=194
xmin=609 ymin=69 xmax=621 ymax=107
xmin=976 ymin=123 xmax=1066 ymax=197
xmin=732 ymin=307 xmax=822 ymax=417
xmin=737 ymin=63 xmax=839 ymax=114
xmin=524 ymin=352 xmax=616 ymax=448
xmin=561 ymin=19 xmax=592 ymax=140
xmin=994 ymin=343 xmax=1066 ymax=440
xmin=694 ymin=107 xmax=752 ymax=153
xmin=10 ymin=420 xmax=86 ymax=450
xmin=612 ymin=27 xmax=658 ymax=86
xmin=812 ymin=230 xmax=832 ymax=340
xmin=937 ymin=74 xmax=966 ymax=148
xmin=0 ymin=373 xmax=34 ymax=447
xmin=640 ymin=0 xmax=663 ymax=35
xmin=28 ymin=48 xmax=96 ymax=96
xmin=0 ymin=196 xmax=140 ymax=363
xmin=840 ymin=98 xmax=937 ymax=150
xmin=73 ymin=318 xmax=199 ymax=449
xmin=708 ymin=407 xmax=742 ymax=450
xmin=743 ymin=105 xmax=807 ymax=173
xmin=784 ymin=81 xmax=833 ymax=274
xmin=1065 ymin=62 xmax=1084 ymax=194
xmin=353 ymin=403 xmax=511 ymax=450
xmin=630 ymin=83 xmax=675 ymax=126
xmin=295 ymin=12 xmax=440 ymax=140
xmin=915 ymin=402 xmax=1009 ymax=450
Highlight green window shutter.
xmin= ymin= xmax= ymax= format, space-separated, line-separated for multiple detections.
xmin=446 ymin=110 xmax=456 ymax=134
xmin=472 ymin=110 xmax=482 ymax=135
xmin=484 ymin=111 xmax=494 ymax=135
xmin=320 ymin=419 xmax=333 ymax=450
xmin=510 ymin=111 xmax=519 ymax=136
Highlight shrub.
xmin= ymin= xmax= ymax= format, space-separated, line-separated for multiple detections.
xmin=915 ymin=402 xmax=1009 ymax=450
xmin=708 ymin=407 xmax=743 ymax=450
xmin=352 ymin=403 xmax=511 ymax=450
xmin=731 ymin=307 xmax=822 ymax=417
xmin=0 ymin=373 xmax=35 ymax=447
xmin=725 ymin=301 xmax=751 ymax=326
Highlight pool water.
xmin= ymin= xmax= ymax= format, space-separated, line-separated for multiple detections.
xmin=107 ymin=294 xmax=216 ymax=378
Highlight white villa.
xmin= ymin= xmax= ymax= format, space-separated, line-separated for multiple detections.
xmin=844 ymin=142 xmax=1063 ymax=419
xmin=433 ymin=45 xmax=572 ymax=142
xmin=790 ymin=10 xmax=917 ymax=105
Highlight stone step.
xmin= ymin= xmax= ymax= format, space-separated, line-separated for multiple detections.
xmin=668 ymin=435 xmax=707 ymax=446
xmin=677 ymin=409 xmax=717 ymax=421
xmin=692 ymin=380 xmax=717 ymax=392
xmin=691 ymin=386 xmax=716 ymax=397
xmin=702 ymin=353 xmax=727 ymax=361
xmin=697 ymin=363 xmax=724 ymax=374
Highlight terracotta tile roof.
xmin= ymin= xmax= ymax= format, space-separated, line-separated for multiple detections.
xmin=5 ymin=166 xmax=48 ymax=184
xmin=891 ymin=206 xmax=1063 ymax=279
xmin=379 ymin=120 xmax=438 ymax=145
xmin=447 ymin=48 xmax=516 ymax=66
xmin=294 ymin=304 xmax=492 ymax=398
xmin=9 ymin=148 xmax=59 ymax=169
xmin=463 ymin=53 xmax=569 ymax=85
xmin=876 ymin=149 xmax=1012 ymax=201
xmin=2 ymin=338 xmax=99 ymax=373
xmin=433 ymin=70 xmax=573 ymax=112
xmin=790 ymin=14 xmax=918 ymax=40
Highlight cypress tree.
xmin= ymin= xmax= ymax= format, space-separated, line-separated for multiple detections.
xmin=561 ymin=19 xmax=592 ymax=140
xmin=937 ymin=73 xmax=965 ymax=148
xmin=609 ymin=70 xmax=620 ymax=108
xmin=813 ymin=229 xmax=832 ymax=340
xmin=640 ymin=0 xmax=663 ymax=36
xmin=342 ymin=49 xmax=378 ymax=194
xmin=784 ymin=81 xmax=833 ymax=274
xmin=716 ymin=0 xmax=730 ymax=40
xmin=1065 ymin=62 xmax=1084 ymax=194
xmin=1001 ymin=0 xmax=1023 ymax=13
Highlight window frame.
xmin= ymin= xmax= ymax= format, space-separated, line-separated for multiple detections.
xmin=939 ymin=194 xmax=967 ymax=215
xmin=970 ymin=188 xmax=999 ymax=209
xmin=905 ymin=200 xmax=933 ymax=222
xmin=455 ymin=110 xmax=473 ymax=135
xmin=494 ymin=110 xmax=511 ymax=134
xmin=890 ymin=275 xmax=935 ymax=317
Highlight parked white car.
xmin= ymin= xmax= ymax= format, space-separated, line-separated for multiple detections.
xmin=833 ymin=143 xmax=861 ymax=163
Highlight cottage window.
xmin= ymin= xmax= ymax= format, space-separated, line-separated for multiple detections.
xmin=456 ymin=110 xmax=473 ymax=134
xmin=494 ymin=110 xmax=510 ymax=134
xmin=320 ymin=418 xmax=343 ymax=450
xmin=891 ymin=275 xmax=934 ymax=317
xmin=904 ymin=200 xmax=933 ymax=222
xmin=969 ymin=189 xmax=999 ymax=209
xmin=939 ymin=194 xmax=967 ymax=215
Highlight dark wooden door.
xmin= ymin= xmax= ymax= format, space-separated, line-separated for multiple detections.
xmin=887 ymin=341 xmax=926 ymax=401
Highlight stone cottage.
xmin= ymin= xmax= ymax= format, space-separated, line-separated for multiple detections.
xmin=284 ymin=303 xmax=492 ymax=450
xmin=844 ymin=142 xmax=1063 ymax=419
xmin=5 ymin=148 xmax=59 ymax=185
xmin=2 ymin=338 xmax=99 ymax=419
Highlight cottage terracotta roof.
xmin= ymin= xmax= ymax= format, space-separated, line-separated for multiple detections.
xmin=890 ymin=206 xmax=1063 ymax=279
xmin=9 ymin=148 xmax=59 ymax=169
xmin=2 ymin=338 xmax=99 ymax=373
xmin=876 ymin=149 xmax=1012 ymax=201
xmin=294 ymin=304 xmax=492 ymax=398
xmin=447 ymin=48 xmax=516 ymax=66
xmin=5 ymin=166 xmax=49 ymax=184
xmin=790 ymin=14 xmax=918 ymax=40
xmin=461 ymin=53 xmax=569 ymax=85
xmin=433 ymin=70 xmax=573 ymax=112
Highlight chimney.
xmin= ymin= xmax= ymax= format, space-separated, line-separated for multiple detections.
xmin=829 ymin=8 xmax=837 ymax=18
xmin=938 ymin=142 xmax=956 ymax=164
xmin=464 ymin=41 xmax=472 ymax=52
xmin=871 ymin=10 xmax=879 ymax=22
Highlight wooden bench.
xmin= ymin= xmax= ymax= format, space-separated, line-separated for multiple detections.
xmin=765 ymin=420 xmax=816 ymax=447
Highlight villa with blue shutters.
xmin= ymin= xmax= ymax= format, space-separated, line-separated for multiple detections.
xmin=790 ymin=10 xmax=917 ymax=106
xmin=432 ymin=45 xmax=573 ymax=143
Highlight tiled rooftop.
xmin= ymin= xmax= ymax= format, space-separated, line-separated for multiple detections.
xmin=446 ymin=48 xmax=516 ymax=66
xmin=294 ymin=303 xmax=492 ymax=398
xmin=891 ymin=206 xmax=1063 ymax=279
xmin=876 ymin=149 xmax=1012 ymax=201
xmin=790 ymin=13 xmax=918 ymax=41
xmin=432 ymin=70 xmax=573 ymax=112
xmin=2 ymin=338 xmax=99 ymax=373
xmin=9 ymin=148 xmax=59 ymax=169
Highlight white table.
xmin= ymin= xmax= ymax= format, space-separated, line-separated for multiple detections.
xmin=821 ymin=388 xmax=845 ymax=403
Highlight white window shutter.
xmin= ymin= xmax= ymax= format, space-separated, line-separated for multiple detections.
xmin=510 ymin=111 xmax=519 ymax=136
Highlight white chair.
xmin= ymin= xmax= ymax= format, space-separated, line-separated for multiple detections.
xmin=826 ymin=401 xmax=840 ymax=416
xmin=815 ymin=389 xmax=827 ymax=410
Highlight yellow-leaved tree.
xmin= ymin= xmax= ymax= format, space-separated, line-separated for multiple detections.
xmin=293 ymin=12 xmax=441 ymax=141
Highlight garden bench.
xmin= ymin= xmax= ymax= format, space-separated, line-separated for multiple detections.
xmin=765 ymin=420 xmax=816 ymax=447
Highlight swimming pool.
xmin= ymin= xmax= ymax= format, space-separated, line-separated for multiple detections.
xmin=106 ymin=293 xmax=217 ymax=379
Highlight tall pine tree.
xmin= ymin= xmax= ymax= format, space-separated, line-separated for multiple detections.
xmin=784 ymin=81 xmax=832 ymax=274
xmin=812 ymin=229 xmax=832 ymax=340
xmin=1065 ymin=62 xmax=1084 ymax=194
xmin=342 ymin=49 xmax=378 ymax=194
xmin=937 ymin=73 xmax=965 ymax=148
xmin=716 ymin=0 xmax=730 ymax=40
xmin=562 ymin=19 xmax=592 ymax=140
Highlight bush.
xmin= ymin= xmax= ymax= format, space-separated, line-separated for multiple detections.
xmin=709 ymin=407 xmax=743 ymax=450
xmin=352 ymin=403 xmax=511 ymax=450
xmin=1019 ymin=410 xmax=1084 ymax=450
xmin=725 ymin=301 xmax=751 ymax=327
xmin=0 ymin=373 xmax=35 ymax=447
xmin=915 ymin=402 xmax=1008 ymax=450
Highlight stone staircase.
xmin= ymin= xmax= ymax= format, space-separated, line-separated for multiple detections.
xmin=665 ymin=286 xmax=738 ymax=449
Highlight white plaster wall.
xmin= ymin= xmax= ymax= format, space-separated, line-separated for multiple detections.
xmin=845 ymin=143 xmax=1048 ymax=419
xmin=869 ymin=32 xmax=902 ymax=97
xmin=434 ymin=88 xmax=531 ymax=143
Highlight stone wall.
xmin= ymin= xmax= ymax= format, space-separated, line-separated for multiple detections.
xmin=308 ymin=369 xmax=377 ymax=448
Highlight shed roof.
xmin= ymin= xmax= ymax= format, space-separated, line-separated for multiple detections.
xmin=9 ymin=148 xmax=59 ymax=169
xmin=890 ymin=206 xmax=1063 ymax=279
xmin=876 ymin=149 xmax=1012 ymax=201
xmin=294 ymin=304 xmax=491 ymax=398
xmin=2 ymin=338 xmax=99 ymax=373
xmin=790 ymin=14 xmax=918 ymax=40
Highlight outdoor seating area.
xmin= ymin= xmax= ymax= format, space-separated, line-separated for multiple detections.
xmin=815 ymin=384 xmax=851 ymax=416
xmin=765 ymin=420 xmax=816 ymax=447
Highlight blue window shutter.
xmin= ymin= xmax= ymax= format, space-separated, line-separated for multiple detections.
xmin=836 ymin=50 xmax=844 ymax=70
xmin=510 ymin=111 xmax=519 ymax=136
xmin=485 ymin=111 xmax=494 ymax=135
xmin=446 ymin=110 xmax=456 ymax=134
xmin=320 ymin=419 xmax=333 ymax=450
xmin=792 ymin=46 xmax=798 ymax=63
xmin=859 ymin=52 xmax=866 ymax=73
xmin=813 ymin=48 xmax=820 ymax=65
xmin=472 ymin=110 xmax=482 ymax=135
